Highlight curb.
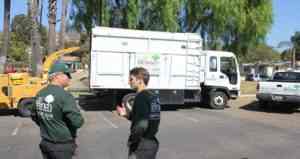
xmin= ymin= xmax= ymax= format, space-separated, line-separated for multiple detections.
xmin=240 ymin=94 xmax=256 ymax=97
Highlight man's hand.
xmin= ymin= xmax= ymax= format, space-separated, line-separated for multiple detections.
xmin=116 ymin=105 xmax=127 ymax=117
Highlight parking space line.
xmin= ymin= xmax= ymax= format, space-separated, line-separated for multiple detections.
xmin=99 ymin=112 xmax=118 ymax=128
xmin=11 ymin=121 xmax=23 ymax=136
xmin=174 ymin=112 xmax=199 ymax=123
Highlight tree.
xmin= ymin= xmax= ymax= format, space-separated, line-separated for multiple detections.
xmin=0 ymin=0 xmax=11 ymax=73
xmin=137 ymin=0 xmax=182 ymax=31
xmin=241 ymin=44 xmax=280 ymax=63
xmin=59 ymin=0 xmax=68 ymax=49
xmin=291 ymin=31 xmax=300 ymax=60
xmin=70 ymin=0 xmax=183 ymax=32
xmin=11 ymin=14 xmax=48 ymax=50
xmin=280 ymin=49 xmax=292 ymax=61
xmin=29 ymin=0 xmax=43 ymax=76
xmin=182 ymin=0 xmax=273 ymax=54
xmin=48 ymin=0 xmax=57 ymax=54
xmin=8 ymin=33 xmax=28 ymax=62
xmin=70 ymin=0 xmax=110 ymax=34
xmin=11 ymin=14 xmax=32 ymax=45
xmin=124 ymin=0 xmax=140 ymax=29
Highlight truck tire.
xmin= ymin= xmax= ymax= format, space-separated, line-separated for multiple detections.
xmin=17 ymin=98 xmax=34 ymax=117
xmin=209 ymin=91 xmax=228 ymax=109
xmin=122 ymin=93 xmax=136 ymax=114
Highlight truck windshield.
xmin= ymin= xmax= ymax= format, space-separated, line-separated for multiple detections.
xmin=220 ymin=57 xmax=238 ymax=84
xmin=273 ymin=72 xmax=300 ymax=82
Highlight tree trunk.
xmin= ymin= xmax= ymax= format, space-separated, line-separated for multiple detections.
xmin=0 ymin=0 xmax=11 ymax=73
xmin=30 ymin=0 xmax=43 ymax=76
xmin=48 ymin=0 xmax=57 ymax=54
xmin=95 ymin=0 xmax=103 ymax=26
xmin=59 ymin=0 xmax=68 ymax=49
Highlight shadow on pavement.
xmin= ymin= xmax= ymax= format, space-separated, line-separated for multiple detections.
xmin=78 ymin=94 xmax=213 ymax=112
xmin=162 ymin=103 xmax=212 ymax=111
xmin=240 ymin=101 xmax=300 ymax=114
xmin=78 ymin=94 xmax=115 ymax=111
xmin=0 ymin=109 xmax=18 ymax=116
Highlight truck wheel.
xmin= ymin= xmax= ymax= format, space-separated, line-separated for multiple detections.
xmin=17 ymin=98 xmax=34 ymax=117
xmin=122 ymin=93 xmax=136 ymax=114
xmin=209 ymin=91 xmax=228 ymax=109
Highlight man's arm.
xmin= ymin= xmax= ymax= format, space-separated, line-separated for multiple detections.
xmin=128 ymin=96 xmax=149 ymax=144
xmin=62 ymin=93 xmax=84 ymax=137
xmin=129 ymin=119 xmax=149 ymax=143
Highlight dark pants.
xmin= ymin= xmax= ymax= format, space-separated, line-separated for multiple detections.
xmin=39 ymin=139 xmax=76 ymax=159
xmin=128 ymin=138 xmax=159 ymax=159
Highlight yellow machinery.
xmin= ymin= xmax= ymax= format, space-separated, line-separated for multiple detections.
xmin=0 ymin=47 xmax=80 ymax=109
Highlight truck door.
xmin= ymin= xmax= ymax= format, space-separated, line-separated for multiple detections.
xmin=220 ymin=56 xmax=239 ymax=85
xmin=205 ymin=55 xmax=240 ymax=89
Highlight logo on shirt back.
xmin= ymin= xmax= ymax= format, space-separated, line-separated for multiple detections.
xmin=36 ymin=94 xmax=55 ymax=120
xmin=150 ymin=96 xmax=160 ymax=120
xmin=45 ymin=94 xmax=55 ymax=103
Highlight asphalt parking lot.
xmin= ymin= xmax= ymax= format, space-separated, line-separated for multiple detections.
xmin=1 ymin=95 xmax=300 ymax=159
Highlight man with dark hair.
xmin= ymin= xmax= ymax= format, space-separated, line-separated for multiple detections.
xmin=121 ymin=67 xmax=161 ymax=159
xmin=31 ymin=63 xmax=84 ymax=159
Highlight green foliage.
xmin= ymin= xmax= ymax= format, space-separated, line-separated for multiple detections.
xmin=70 ymin=0 xmax=110 ymax=34
xmin=241 ymin=43 xmax=280 ymax=63
xmin=71 ymin=0 xmax=183 ymax=32
xmin=11 ymin=14 xmax=32 ymax=45
xmin=125 ymin=0 xmax=139 ymax=29
xmin=291 ymin=32 xmax=300 ymax=47
xmin=291 ymin=31 xmax=300 ymax=55
xmin=7 ymin=14 xmax=48 ymax=63
xmin=280 ymin=49 xmax=292 ymax=61
xmin=11 ymin=14 xmax=48 ymax=48
xmin=8 ymin=32 xmax=29 ymax=62
xmin=184 ymin=0 xmax=273 ymax=54
xmin=70 ymin=0 xmax=273 ymax=59
xmin=160 ymin=0 xmax=181 ymax=32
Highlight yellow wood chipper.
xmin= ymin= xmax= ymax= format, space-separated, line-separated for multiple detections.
xmin=0 ymin=47 xmax=80 ymax=111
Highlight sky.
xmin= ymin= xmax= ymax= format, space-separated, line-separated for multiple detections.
xmin=1 ymin=0 xmax=300 ymax=48
xmin=0 ymin=0 xmax=65 ymax=31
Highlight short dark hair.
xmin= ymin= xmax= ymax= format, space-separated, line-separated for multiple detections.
xmin=129 ymin=67 xmax=150 ymax=85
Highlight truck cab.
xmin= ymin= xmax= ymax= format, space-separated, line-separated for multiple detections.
xmin=202 ymin=51 xmax=240 ymax=109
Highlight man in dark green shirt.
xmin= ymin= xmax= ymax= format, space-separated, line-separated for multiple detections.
xmin=31 ymin=63 xmax=84 ymax=159
xmin=122 ymin=67 xmax=161 ymax=159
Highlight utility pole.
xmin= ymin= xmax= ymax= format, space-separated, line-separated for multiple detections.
xmin=292 ymin=47 xmax=296 ymax=69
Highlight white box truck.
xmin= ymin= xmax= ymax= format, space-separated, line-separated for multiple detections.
xmin=90 ymin=27 xmax=240 ymax=109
